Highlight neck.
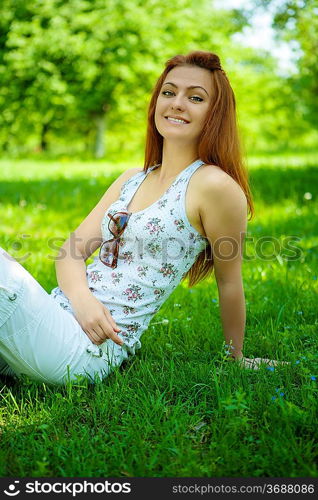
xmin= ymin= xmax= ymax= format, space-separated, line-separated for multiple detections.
xmin=155 ymin=140 xmax=199 ymax=182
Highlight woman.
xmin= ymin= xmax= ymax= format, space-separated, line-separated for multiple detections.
xmin=0 ymin=50 xmax=286 ymax=385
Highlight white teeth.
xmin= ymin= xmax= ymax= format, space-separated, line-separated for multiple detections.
xmin=166 ymin=117 xmax=188 ymax=124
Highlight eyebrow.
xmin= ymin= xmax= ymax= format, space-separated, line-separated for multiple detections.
xmin=162 ymin=81 xmax=209 ymax=97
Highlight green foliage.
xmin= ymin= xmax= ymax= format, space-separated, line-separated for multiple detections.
xmin=0 ymin=0 xmax=316 ymax=157
xmin=256 ymin=0 xmax=318 ymax=126
xmin=0 ymin=0 xmax=237 ymax=155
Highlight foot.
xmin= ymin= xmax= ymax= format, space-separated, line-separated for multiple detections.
xmin=238 ymin=357 xmax=290 ymax=370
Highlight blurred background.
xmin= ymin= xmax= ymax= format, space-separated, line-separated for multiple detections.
xmin=0 ymin=0 xmax=317 ymax=162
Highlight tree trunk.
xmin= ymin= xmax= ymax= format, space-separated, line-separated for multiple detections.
xmin=94 ymin=113 xmax=106 ymax=158
xmin=40 ymin=122 xmax=50 ymax=151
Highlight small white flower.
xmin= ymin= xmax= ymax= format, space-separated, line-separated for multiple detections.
xmin=304 ymin=192 xmax=312 ymax=200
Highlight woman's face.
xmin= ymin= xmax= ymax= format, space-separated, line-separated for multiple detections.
xmin=154 ymin=65 xmax=213 ymax=145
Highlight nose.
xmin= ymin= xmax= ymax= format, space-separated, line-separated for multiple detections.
xmin=171 ymin=94 xmax=185 ymax=111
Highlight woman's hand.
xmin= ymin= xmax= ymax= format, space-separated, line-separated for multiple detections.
xmin=70 ymin=293 xmax=124 ymax=347
xmin=236 ymin=356 xmax=290 ymax=370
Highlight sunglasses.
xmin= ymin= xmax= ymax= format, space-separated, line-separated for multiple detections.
xmin=99 ymin=211 xmax=131 ymax=269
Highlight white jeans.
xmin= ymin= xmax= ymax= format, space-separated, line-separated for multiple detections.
xmin=0 ymin=247 xmax=128 ymax=385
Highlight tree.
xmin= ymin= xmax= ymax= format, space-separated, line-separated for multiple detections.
xmin=0 ymin=0 xmax=250 ymax=156
xmin=252 ymin=0 xmax=318 ymax=127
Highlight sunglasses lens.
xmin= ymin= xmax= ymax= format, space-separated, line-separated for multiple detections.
xmin=109 ymin=213 xmax=130 ymax=237
xmin=100 ymin=240 xmax=117 ymax=266
xmin=101 ymin=212 xmax=130 ymax=268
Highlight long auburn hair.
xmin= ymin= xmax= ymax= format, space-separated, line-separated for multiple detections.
xmin=143 ymin=50 xmax=254 ymax=287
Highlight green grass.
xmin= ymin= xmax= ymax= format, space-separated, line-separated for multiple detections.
xmin=0 ymin=153 xmax=317 ymax=477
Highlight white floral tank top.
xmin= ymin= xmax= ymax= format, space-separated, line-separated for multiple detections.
xmin=50 ymin=158 xmax=209 ymax=362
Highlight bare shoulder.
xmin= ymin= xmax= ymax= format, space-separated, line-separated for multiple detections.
xmin=197 ymin=164 xmax=247 ymax=248
xmin=197 ymin=164 xmax=247 ymax=211
xmin=124 ymin=166 xmax=144 ymax=176
xmin=112 ymin=167 xmax=143 ymax=196
xmin=120 ymin=166 xmax=143 ymax=183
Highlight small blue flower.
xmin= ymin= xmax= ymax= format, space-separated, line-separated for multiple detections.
xmin=295 ymin=360 xmax=300 ymax=364
xmin=297 ymin=311 xmax=303 ymax=315
xmin=212 ymin=298 xmax=218 ymax=303
xmin=310 ymin=376 xmax=316 ymax=381
xmin=271 ymin=396 xmax=276 ymax=401
xmin=266 ymin=366 xmax=275 ymax=372
xmin=224 ymin=344 xmax=235 ymax=350
xmin=313 ymin=276 xmax=317 ymax=280
xmin=275 ymin=388 xmax=284 ymax=397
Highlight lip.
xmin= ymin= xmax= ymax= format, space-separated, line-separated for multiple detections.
xmin=165 ymin=116 xmax=190 ymax=124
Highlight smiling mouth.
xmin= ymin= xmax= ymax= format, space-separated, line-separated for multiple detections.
xmin=165 ymin=117 xmax=190 ymax=124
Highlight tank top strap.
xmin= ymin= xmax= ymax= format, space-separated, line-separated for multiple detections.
xmin=172 ymin=158 xmax=207 ymax=241
xmin=171 ymin=158 xmax=205 ymax=189
xmin=118 ymin=168 xmax=148 ymax=204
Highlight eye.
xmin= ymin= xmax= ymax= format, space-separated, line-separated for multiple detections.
xmin=162 ymin=90 xmax=203 ymax=102
xmin=191 ymin=95 xmax=203 ymax=102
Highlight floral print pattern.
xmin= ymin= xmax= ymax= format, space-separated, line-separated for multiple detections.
xmin=189 ymin=232 xmax=204 ymax=244
xmin=111 ymin=272 xmax=123 ymax=284
xmin=123 ymin=284 xmax=144 ymax=302
xmin=137 ymin=265 xmax=149 ymax=277
xmin=123 ymin=305 xmax=137 ymax=315
xmin=144 ymin=217 xmax=165 ymax=236
xmin=154 ymin=288 xmax=165 ymax=300
xmin=159 ymin=263 xmax=178 ymax=282
xmin=146 ymin=241 xmax=161 ymax=257
xmin=174 ymin=219 xmax=185 ymax=232
xmin=87 ymin=270 xmax=103 ymax=283
xmin=127 ymin=321 xmax=141 ymax=334
xmin=158 ymin=198 xmax=168 ymax=209
xmin=122 ymin=251 xmax=134 ymax=265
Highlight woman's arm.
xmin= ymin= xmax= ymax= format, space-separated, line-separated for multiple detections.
xmin=199 ymin=170 xmax=290 ymax=369
xmin=217 ymin=279 xmax=245 ymax=360
xmin=199 ymin=169 xmax=247 ymax=360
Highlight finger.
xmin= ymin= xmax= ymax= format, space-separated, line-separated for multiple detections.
xmin=269 ymin=359 xmax=290 ymax=366
xmin=255 ymin=358 xmax=278 ymax=366
xmin=85 ymin=329 xmax=99 ymax=345
xmin=254 ymin=358 xmax=290 ymax=367
xmin=104 ymin=309 xmax=121 ymax=332
xmin=88 ymin=328 xmax=104 ymax=345
xmin=100 ymin=316 xmax=124 ymax=346
xmin=93 ymin=324 xmax=110 ymax=343
xmin=102 ymin=323 xmax=124 ymax=346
